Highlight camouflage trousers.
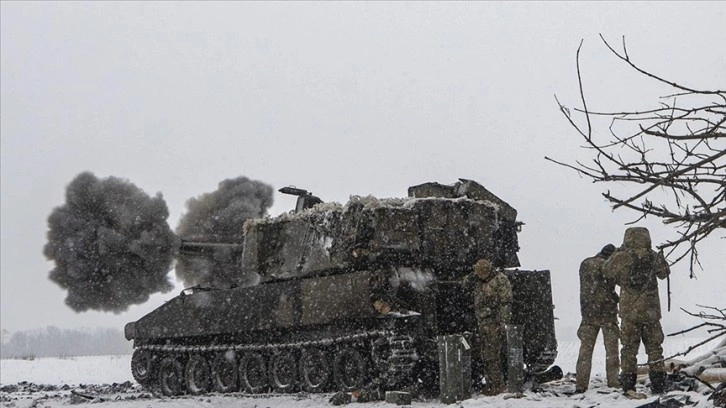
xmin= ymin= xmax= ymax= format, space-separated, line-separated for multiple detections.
xmin=620 ymin=318 xmax=666 ymax=375
xmin=479 ymin=323 xmax=507 ymax=394
xmin=576 ymin=320 xmax=620 ymax=390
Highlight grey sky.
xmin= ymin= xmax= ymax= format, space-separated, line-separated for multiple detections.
xmin=1 ymin=2 xmax=724 ymax=340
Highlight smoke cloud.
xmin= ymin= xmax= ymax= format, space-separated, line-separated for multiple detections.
xmin=44 ymin=172 xmax=179 ymax=312
xmin=175 ymin=176 xmax=273 ymax=287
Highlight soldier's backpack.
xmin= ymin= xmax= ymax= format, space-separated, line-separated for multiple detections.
xmin=626 ymin=250 xmax=655 ymax=291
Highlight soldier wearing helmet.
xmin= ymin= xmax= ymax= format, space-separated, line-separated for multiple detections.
xmin=575 ymin=243 xmax=620 ymax=393
xmin=604 ymin=227 xmax=670 ymax=397
xmin=463 ymin=258 xmax=512 ymax=395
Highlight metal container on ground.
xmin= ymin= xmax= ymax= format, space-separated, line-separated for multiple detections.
xmin=437 ymin=334 xmax=472 ymax=403
xmin=506 ymin=324 xmax=524 ymax=394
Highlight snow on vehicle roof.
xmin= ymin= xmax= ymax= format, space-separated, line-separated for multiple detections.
xmin=245 ymin=194 xmax=500 ymax=230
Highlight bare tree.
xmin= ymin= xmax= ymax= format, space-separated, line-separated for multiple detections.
xmin=662 ymin=306 xmax=726 ymax=388
xmin=547 ymin=34 xmax=726 ymax=277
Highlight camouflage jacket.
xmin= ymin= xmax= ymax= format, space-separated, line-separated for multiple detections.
xmin=463 ymin=270 xmax=512 ymax=325
xmin=579 ymin=254 xmax=619 ymax=322
xmin=604 ymin=228 xmax=670 ymax=323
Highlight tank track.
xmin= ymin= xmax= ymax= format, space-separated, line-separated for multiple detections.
xmin=137 ymin=330 xmax=419 ymax=394
xmin=139 ymin=330 xmax=389 ymax=353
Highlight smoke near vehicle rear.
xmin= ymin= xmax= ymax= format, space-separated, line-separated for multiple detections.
xmin=175 ymin=176 xmax=273 ymax=288
xmin=44 ymin=172 xmax=179 ymax=312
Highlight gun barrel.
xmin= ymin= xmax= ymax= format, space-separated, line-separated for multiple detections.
xmin=179 ymin=240 xmax=243 ymax=256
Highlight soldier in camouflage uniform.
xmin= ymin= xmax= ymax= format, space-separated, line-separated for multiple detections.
xmin=604 ymin=227 xmax=670 ymax=396
xmin=463 ymin=258 xmax=512 ymax=395
xmin=576 ymin=244 xmax=620 ymax=392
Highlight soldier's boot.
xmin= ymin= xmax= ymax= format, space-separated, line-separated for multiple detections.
xmin=620 ymin=373 xmax=646 ymax=400
xmin=625 ymin=390 xmax=647 ymax=400
xmin=484 ymin=382 xmax=506 ymax=396
xmin=619 ymin=373 xmax=636 ymax=392
xmin=649 ymin=371 xmax=666 ymax=394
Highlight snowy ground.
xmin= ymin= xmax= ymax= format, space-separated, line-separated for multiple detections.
xmin=1 ymin=338 xmax=721 ymax=408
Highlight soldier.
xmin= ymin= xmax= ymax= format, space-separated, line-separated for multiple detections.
xmin=604 ymin=227 xmax=670 ymax=397
xmin=575 ymin=244 xmax=620 ymax=393
xmin=463 ymin=258 xmax=512 ymax=396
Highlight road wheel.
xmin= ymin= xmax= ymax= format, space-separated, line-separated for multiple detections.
xmin=158 ymin=356 xmax=184 ymax=396
xmin=211 ymin=351 xmax=238 ymax=393
xmin=333 ymin=347 xmax=367 ymax=391
xmin=269 ymin=351 xmax=297 ymax=393
xmin=239 ymin=352 xmax=267 ymax=393
xmin=299 ymin=348 xmax=329 ymax=392
xmin=185 ymin=354 xmax=211 ymax=395
xmin=131 ymin=349 xmax=157 ymax=386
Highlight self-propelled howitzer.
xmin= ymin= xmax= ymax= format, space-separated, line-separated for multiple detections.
xmin=124 ymin=179 xmax=559 ymax=396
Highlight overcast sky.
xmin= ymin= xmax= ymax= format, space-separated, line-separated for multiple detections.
xmin=1 ymin=2 xmax=724 ymax=340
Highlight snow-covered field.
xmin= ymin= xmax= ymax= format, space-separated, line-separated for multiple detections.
xmin=1 ymin=338 xmax=720 ymax=408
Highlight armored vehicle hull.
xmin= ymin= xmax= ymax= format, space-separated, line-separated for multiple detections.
xmin=124 ymin=179 xmax=558 ymax=396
